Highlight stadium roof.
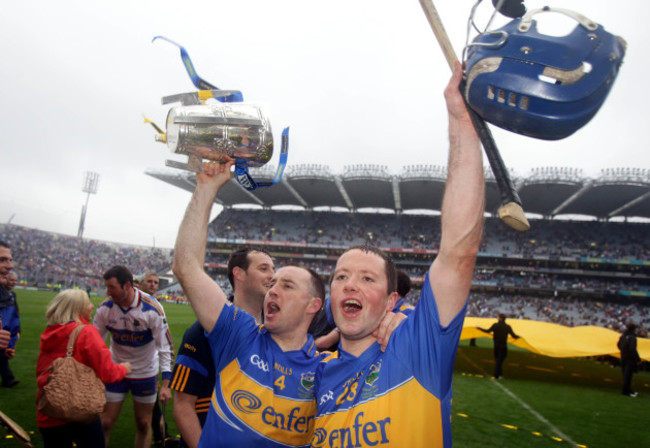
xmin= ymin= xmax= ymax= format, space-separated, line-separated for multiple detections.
xmin=146 ymin=165 xmax=650 ymax=220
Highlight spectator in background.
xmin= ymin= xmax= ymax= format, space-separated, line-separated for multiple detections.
xmin=141 ymin=272 xmax=160 ymax=297
xmin=0 ymin=240 xmax=12 ymax=350
xmin=617 ymin=321 xmax=641 ymax=397
xmin=0 ymin=272 xmax=20 ymax=387
xmin=393 ymin=269 xmax=416 ymax=315
xmin=479 ymin=313 xmax=520 ymax=379
xmin=138 ymin=271 xmax=171 ymax=446
xmin=94 ymin=265 xmax=174 ymax=448
xmin=0 ymin=241 xmax=17 ymax=373
xmin=0 ymin=241 xmax=13 ymax=282
xmin=36 ymin=289 xmax=131 ymax=448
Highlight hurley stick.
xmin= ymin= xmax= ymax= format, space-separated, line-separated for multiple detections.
xmin=419 ymin=0 xmax=530 ymax=231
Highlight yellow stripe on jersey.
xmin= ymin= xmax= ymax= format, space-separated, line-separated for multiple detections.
xmin=196 ymin=397 xmax=211 ymax=413
xmin=171 ymin=365 xmax=190 ymax=391
xmin=313 ymin=379 xmax=443 ymax=448
xmin=140 ymin=294 xmax=165 ymax=315
xmin=216 ymin=359 xmax=317 ymax=446
xmin=140 ymin=293 xmax=175 ymax=350
xmin=320 ymin=351 xmax=339 ymax=362
xmin=164 ymin=327 xmax=174 ymax=351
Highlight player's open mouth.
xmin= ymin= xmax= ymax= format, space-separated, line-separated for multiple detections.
xmin=266 ymin=302 xmax=280 ymax=317
xmin=342 ymin=299 xmax=362 ymax=315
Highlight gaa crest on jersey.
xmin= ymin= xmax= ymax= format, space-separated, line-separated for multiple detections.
xmin=300 ymin=371 xmax=315 ymax=391
xmin=297 ymin=371 xmax=317 ymax=400
xmin=361 ymin=360 xmax=382 ymax=399
xmin=364 ymin=360 xmax=382 ymax=386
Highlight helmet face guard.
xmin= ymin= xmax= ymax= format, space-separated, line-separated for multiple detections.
xmin=464 ymin=7 xmax=626 ymax=140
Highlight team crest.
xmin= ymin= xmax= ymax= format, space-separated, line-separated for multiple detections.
xmin=364 ymin=361 xmax=382 ymax=386
xmin=301 ymin=371 xmax=315 ymax=391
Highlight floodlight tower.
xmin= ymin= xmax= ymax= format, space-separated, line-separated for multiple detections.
xmin=77 ymin=171 xmax=100 ymax=239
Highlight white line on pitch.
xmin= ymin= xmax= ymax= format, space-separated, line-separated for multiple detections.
xmin=458 ymin=350 xmax=578 ymax=447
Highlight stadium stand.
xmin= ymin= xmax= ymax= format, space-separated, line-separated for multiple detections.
xmin=0 ymin=223 xmax=171 ymax=291
xmin=2 ymin=208 xmax=648 ymax=336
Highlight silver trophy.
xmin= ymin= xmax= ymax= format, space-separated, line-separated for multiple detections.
xmin=158 ymin=90 xmax=274 ymax=173
xmin=146 ymin=36 xmax=289 ymax=190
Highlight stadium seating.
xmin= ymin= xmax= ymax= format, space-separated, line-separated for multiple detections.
xmin=2 ymin=209 xmax=648 ymax=336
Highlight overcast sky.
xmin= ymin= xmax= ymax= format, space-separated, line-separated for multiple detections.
xmin=1 ymin=0 xmax=647 ymax=249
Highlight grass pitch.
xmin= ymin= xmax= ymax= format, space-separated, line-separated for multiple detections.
xmin=1 ymin=290 xmax=648 ymax=447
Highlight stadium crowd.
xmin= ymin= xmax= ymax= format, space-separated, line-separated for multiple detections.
xmin=1 ymin=210 xmax=648 ymax=339
xmin=467 ymin=294 xmax=649 ymax=337
xmin=0 ymin=224 xmax=171 ymax=291
xmin=205 ymin=252 xmax=648 ymax=295
xmin=210 ymin=209 xmax=649 ymax=260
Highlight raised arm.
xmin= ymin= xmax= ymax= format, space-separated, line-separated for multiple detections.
xmin=430 ymin=61 xmax=485 ymax=327
xmin=172 ymin=160 xmax=234 ymax=333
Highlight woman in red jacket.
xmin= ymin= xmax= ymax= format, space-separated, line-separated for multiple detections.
xmin=36 ymin=289 xmax=131 ymax=448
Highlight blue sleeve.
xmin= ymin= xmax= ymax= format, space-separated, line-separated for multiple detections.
xmin=393 ymin=297 xmax=415 ymax=316
xmin=205 ymin=304 xmax=260 ymax=372
xmin=390 ymin=272 xmax=467 ymax=396
xmin=0 ymin=306 xmax=20 ymax=351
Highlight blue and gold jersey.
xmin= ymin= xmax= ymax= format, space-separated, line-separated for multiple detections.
xmin=392 ymin=297 xmax=414 ymax=316
xmin=312 ymin=273 xmax=466 ymax=448
xmin=199 ymin=303 xmax=327 ymax=448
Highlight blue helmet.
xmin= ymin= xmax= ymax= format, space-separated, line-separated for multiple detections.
xmin=464 ymin=7 xmax=626 ymax=140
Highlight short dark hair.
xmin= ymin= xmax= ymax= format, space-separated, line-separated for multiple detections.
xmin=304 ymin=267 xmax=325 ymax=302
xmin=0 ymin=241 xmax=9 ymax=249
xmin=285 ymin=265 xmax=325 ymax=326
xmin=333 ymin=245 xmax=397 ymax=294
xmin=103 ymin=265 xmax=134 ymax=288
xmin=396 ymin=270 xmax=412 ymax=297
xmin=227 ymin=247 xmax=272 ymax=290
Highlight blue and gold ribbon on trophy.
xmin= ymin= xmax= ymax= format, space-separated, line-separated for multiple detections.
xmin=145 ymin=36 xmax=288 ymax=191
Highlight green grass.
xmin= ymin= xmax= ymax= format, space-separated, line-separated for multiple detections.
xmin=2 ymin=290 xmax=649 ymax=447
xmin=0 ymin=289 xmax=197 ymax=448
xmin=453 ymin=339 xmax=650 ymax=447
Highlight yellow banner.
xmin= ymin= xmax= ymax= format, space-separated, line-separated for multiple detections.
xmin=463 ymin=317 xmax=650 ymax=362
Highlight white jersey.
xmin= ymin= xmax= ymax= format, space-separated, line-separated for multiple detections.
xmin=94 ymin=288 xmax=174 ymax=380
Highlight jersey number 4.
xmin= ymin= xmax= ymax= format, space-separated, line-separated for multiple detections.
xmin=274 ymin=375 xmax=286 ymax=391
